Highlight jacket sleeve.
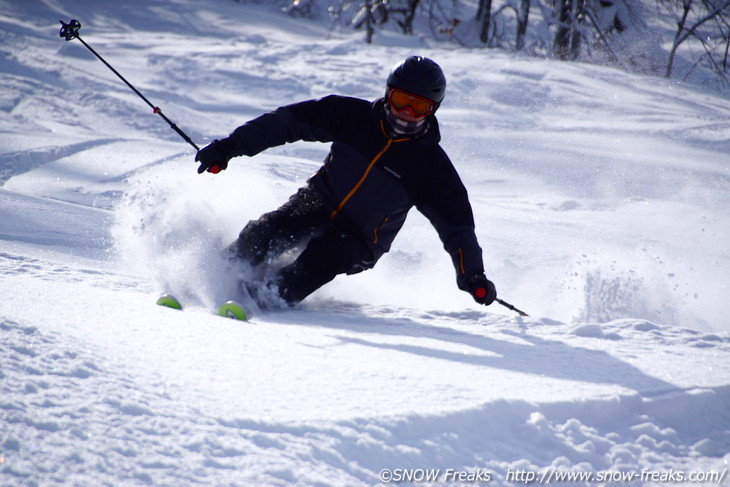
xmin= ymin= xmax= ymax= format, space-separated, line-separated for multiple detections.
xmin=224 ymin=95 xmax=351 ymax=157
xmin=416 ymin=152 xmax=485 ymax=290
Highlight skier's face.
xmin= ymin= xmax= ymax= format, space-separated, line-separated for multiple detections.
xmin=388 ymin=88 xmax=434 ymax=122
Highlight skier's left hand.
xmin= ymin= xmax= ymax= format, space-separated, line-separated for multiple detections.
xmin=467 ymin=273 xmax=497 ymax=306
xmin=196 ymin=139 xmax=233 ymax=174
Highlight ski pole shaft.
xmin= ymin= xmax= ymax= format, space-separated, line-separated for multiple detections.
xmin=496 ymin=298 xmax=529 ymax=317
xmin=59 ymin=19 xmax=200 ymax=152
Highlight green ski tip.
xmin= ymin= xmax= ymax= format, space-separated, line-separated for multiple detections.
xmin=156 ymin=294 xmax=182 ymax=310
xmin=217 ymin=301 xmax=248 ymax=321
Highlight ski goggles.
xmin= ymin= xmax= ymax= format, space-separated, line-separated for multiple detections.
xmin=388 ymin=88 xmax=435 ymax=118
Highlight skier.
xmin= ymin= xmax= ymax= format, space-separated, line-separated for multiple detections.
xmin=194 ymin=55 xmax=497 ymax=308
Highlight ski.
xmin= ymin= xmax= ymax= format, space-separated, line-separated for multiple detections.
xmin=216 ymin=301 xmax=248 ymax=321
xmin=156 ymin=294 xmax=182 ymax=310
xmin=155 ymin=294 xmax=249 ymax=321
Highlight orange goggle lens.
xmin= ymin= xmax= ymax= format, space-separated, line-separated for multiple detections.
xmin=388 ymin=89 xmax=434 ymax=117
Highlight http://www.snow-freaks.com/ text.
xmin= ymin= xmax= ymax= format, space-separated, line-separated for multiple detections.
xmin=378 ymin=466 xmax=727 ymax=484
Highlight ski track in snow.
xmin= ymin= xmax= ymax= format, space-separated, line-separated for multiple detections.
xmin=2 ymin=305 xmax=729 ymax=485
xmin=1 ymin=0 xmax=729 ymax=485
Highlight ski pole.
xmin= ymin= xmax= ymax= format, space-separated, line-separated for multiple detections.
xmin=496 ymin=298 xmax=529 ymax=317
xmin=59 ymin=19 xmax=200 ymax=152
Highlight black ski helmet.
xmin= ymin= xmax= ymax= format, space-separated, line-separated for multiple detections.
xmin=386 ymin=56 xmax=446 ymax=108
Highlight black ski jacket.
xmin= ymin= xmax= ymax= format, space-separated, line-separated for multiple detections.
xmin=225 ymin=95 xmax=484 ymax=290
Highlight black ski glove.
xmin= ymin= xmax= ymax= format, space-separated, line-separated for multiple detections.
xmin=467 ymin=273 xmax=497 ymax=306
xmin=195 ymin=139 xmax=234 ymax=174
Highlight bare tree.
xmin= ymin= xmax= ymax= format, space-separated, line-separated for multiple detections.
xmin=402 ymin=0 xmax=421 ymax=34
xmin=277 ymin=0 xmax=730 ymax=89
xmin=663 ymin=0 xmax=730 ymax=79
xmin=516 ymin=0 xmax=532 ymax=49
xmin=349 ymin=0 xmax=423 ymax=37
xmin=554 ymin=0 xmax=587 ymax=59
xmin=477 ymin=0 xmax=495 ymax=43
xmin=487 ymin=0 xmax=532 ymax=50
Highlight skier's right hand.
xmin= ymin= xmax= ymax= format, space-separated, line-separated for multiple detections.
xmin=196 ymin=139 xmax=233 ymax=174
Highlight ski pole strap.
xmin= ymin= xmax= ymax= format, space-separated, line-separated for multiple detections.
xmin=496 ymin=298 xmax=529 ymax=317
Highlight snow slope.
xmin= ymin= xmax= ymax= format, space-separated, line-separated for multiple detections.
xmin=1 ymin=0 xmax=729 ymax=485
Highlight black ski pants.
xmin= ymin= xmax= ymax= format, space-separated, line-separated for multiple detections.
xmin=228 ymin=186 xmax=375 ymax=305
